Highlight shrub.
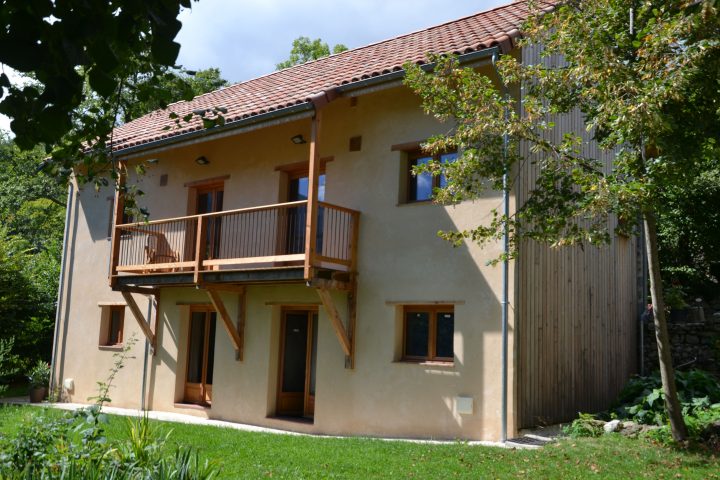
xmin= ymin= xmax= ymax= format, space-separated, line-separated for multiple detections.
xmin=0 ymin=336 xmax=220 ymax=478
xmin=26 ymin=360 xmax=50 ymax=390
xmin=562 ymin=413 xmax=606 ymax=438
xmin=611 ymin=370 xmax=720 ymax=426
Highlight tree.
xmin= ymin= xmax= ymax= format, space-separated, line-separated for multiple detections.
xmin=0 ymin=227 xmax=54 ymax=370
xmin=276 ymin=36 xmax=348 ymax=70
xmin=405 ymin=0 xmax=720 ymax=442
xmin=0 ymin=0 xmax=212 ymax=198
xmin=656 ymin=167 xmax=720 ymax=299
xmin=0 ymin=0 xmax=193 ymax=148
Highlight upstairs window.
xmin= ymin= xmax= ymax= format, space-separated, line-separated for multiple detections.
xmin=406 ymin=151 xmax=457 ymax=203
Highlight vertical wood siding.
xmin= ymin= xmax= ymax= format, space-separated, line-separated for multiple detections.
xmin=516 ymin=44 xmax=639 ymax=427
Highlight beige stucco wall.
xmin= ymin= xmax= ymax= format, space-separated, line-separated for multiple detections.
xmin=54 ymin=71 xmax=518 ymax=441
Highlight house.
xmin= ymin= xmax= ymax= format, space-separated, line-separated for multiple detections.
xmin=51 ymin=1 xmax=640 ymax=441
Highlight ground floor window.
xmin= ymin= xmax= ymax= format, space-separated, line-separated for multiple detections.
xmin=402 ymin=305 xmax=454 ymax=362
xmin=99 ymin=305 xmax=125 ymax=347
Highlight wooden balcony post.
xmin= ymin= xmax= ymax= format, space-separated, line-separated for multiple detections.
xmin=194 ymin=215 xmax=207 ymax=284
xmin=109 ymin=161 xmax=126 ymax=287
xmin=304 ymin=111 xmax=322 ymax=280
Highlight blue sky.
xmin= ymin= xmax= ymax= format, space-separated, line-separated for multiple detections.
xmin=0 ymin=0 xmax=507 ymax=132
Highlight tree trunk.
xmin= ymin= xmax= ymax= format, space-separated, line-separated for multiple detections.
xmin=643 ymin=209 xmax=688 ymax=442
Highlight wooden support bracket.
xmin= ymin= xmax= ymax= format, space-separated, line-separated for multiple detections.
xmin=345 ymin=277 xmax=357 ymax=369
xmin=121 ymin=291 xmax=157 ymax=354
xmin=316 ymin=287 xmax=353 ymax=360
xmin=308 ymin=277 xmax=351 ymax=292
xmin=206 ymin=288 xmax=243 ymax=359
xmin=114 ymin=285 xmax=159 ymax=295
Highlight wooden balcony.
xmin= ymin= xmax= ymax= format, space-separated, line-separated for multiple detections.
xmin=110 ymin=200 xmax=359 ymax=288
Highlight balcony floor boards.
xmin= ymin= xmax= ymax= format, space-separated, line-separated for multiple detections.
xmin=114 ymin=266 xmax=306 ymax=288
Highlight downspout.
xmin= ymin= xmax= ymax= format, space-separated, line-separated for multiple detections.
xmin=141 ymin=298 xmax=152 ymax=411
xmin=50 ymin=182 xmax=75 ymax=394
xmin=492 ymin=49 xmax=511 ymax=443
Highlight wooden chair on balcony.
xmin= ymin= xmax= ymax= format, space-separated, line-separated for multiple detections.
xmin=144 ymin=233 xmax=179 ymax=273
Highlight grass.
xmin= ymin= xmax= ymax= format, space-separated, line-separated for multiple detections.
xmin=0 ymin=405 xmax=718 ymax=479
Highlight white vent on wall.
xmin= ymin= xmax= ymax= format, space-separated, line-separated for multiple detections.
xmin=63 ymin=378 xmax=74 ymax=392
xmin=456 ymin=396 xmax=473 ymax=415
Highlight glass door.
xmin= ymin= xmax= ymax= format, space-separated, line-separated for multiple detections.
xmin=277 ymin=310 xmax=318 ymax=418
xmin=286 ymin=173 xmax=325 ymax=255
xmin=184 ymin=308 xmax=217 ymax=405
xmin=196 ymin=185 xmax=224 ymax=259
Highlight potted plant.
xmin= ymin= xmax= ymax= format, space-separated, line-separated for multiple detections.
xmin=27 ymin=360 xmax=50 ymax=403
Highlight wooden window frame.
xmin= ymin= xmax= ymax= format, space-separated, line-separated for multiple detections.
xmin=402 ymin=305 xmax=454 ymax=363
xmin=405 ymin=150 xmax=457 ymax=204
xmin=100 ymin=305 xmax=125 ymax=347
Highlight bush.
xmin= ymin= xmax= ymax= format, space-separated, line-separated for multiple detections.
xmin=611 ymin=370 xmax=720 ymax=426
xmin=0 ymin=336 xmax=220 ymax=478
xmin=562 ymin=413 xmax=606 ymax=438
xmin=26 ymin=360 xmax=50 ymax=390
xmin=0 ymin=409 xmax=220 ymax=479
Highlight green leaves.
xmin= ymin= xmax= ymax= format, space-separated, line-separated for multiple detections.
xmin=276 ymin=36 xmax=349 ymax=70
xmin=0 ymin=0 xmax=194 ymax=150
xmin=404 ymin=0 xmax=720 ymax=266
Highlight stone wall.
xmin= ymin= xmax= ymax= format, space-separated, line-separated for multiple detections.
xmin=642 ymin=307 xmax=720 ymax=375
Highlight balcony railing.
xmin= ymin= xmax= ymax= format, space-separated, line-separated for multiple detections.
xmin=111 ymin=200 xmax=359 ymax=281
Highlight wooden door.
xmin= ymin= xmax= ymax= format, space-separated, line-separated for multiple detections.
xmin=184 ymin=308 xmax=217 ymax=405
xmin=277 ymin=310 xmax=318 ymax=417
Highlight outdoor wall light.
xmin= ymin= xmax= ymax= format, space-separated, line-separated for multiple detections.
xmin=291 ymin=134 xmax=307 ymax=144
xmin=146 ymin=158 xmax=159 ymax=165
xmin=195 ymin=156 xmax=210 ymax=165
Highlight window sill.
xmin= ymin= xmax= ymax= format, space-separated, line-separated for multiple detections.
xmin=396 ymin=360 xmax=455 ymax=368
xmin=98 ymin=345 xmax=124 ymax=351
xmin=396 ymin=200 xmax=436 ymax=207
xmin=174 ymin=402 xmax=212 ymax=411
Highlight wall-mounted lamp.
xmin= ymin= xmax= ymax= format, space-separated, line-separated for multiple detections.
xmin=290 ymin=134 xmax=307 ymax=145
xmin=146 ymin=158 xmax=159 ymax=165
xmin=195 ymin=156 xmax=210 ymax=165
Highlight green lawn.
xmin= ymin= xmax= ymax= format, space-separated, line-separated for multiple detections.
xmin=0 ymin=405 xmax=718 ymax=479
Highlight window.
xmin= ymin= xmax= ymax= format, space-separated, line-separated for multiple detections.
xmin=406 ymin=151 xmax=457 ymax=203
xmin=402 ymin=305 xmax=454 ymax=362
xmin=99 ymin=305 xmax=125 ymax=347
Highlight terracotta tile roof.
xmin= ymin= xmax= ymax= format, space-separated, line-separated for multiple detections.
xmin=112 ymin=0 xmax=554 ymax=153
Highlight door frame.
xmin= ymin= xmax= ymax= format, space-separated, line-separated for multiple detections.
xmin=276 ymin=307 xmax=318 ymax=418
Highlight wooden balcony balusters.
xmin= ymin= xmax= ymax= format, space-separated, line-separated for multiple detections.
xmin=110 ymin=200 xmax=359 ymax=282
